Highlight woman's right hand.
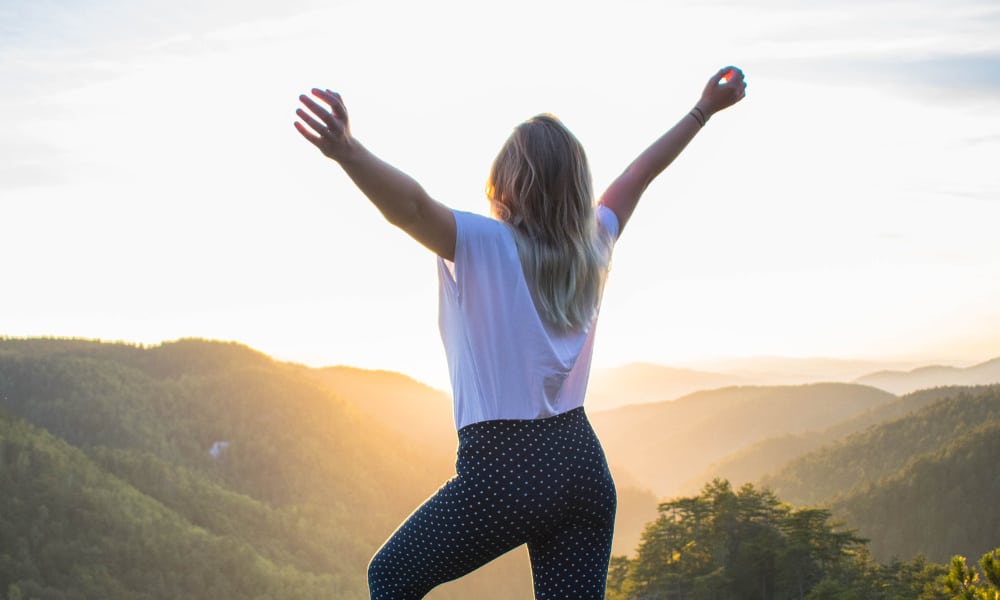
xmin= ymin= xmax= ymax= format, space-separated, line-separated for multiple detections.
xmin=294 ymin=88 xmax=355 ymax=163
xmin=697 ymin=66 xmax=747 ymax=117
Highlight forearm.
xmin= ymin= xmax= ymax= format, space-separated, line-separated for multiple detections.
xmin=624 ymin=108 xmax=704 ymax=192
xmin=599 ymin=67 xmax=746 ymax=235
xmin=600 ymin=107 xmax=705 ymax=231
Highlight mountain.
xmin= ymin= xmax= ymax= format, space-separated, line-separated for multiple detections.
xmin=678 ymin=386 xmax=961 ymax=494
xmin=833 ymin=419 xmax=1000 ymax=563
xmin=855 ymin=357 xmax=1000 ymax=395
xmin=685 ymin=356 xmax=927 ymax=385
xmin=0 ymin=338 xmax=536 ymax=599
xmin=585 ymin=363 xmax=753 ymax=411
xmin=755 ymin=385 xmax=1000 ymax=562
xmin=589 ymin=383 xmax=895 ymax=498
xmin=761 ymin=385 xmax=1000 ymax=508
xmin=0 ymin=410 xmax=341 ymax=599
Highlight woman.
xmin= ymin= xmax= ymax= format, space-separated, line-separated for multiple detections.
xmin=295 ymin=66 xmax=747 ymax=599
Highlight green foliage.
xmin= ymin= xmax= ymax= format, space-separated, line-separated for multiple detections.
xmin=982 ymin=550 xmax=1000 ymax=590
xmin=941 ymin=552 xmax=1000 ymax=600
xmin=0 ymin=411 xmax=345 ymax=599
xmin=607 ymin=478 xmax=1000 ymax=600
xmin=0 ymin=338 xmax=460 ymax=599
xmin=608 ymin=479 xmax=867 ymax=599
xmin=832 ymin=420 xmax=1000 ymax=563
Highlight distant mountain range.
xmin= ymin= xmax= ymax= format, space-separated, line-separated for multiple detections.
xmin=853 ymin=357 xmax=1000 ymax=394
xmin=588 ymin=356 xmax=1000 ymax=410
xmin=585 ymin=363 xmax=753 ymax=411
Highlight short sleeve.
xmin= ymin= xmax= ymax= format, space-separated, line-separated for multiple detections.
xmin=597 ymin=204 xmax=620 ymax=241
xmin=445 ymin=209 xmax=514 ymax=302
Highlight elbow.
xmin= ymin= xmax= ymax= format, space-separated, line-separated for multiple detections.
xmin=382 ymin=195 xmax=423 ymax=229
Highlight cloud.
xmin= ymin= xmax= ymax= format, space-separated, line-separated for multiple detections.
xmin=964 ymin=134 xmax=1000 ymax=145
xmin=764 ymin=51 xmax=1000 ymax=104
xmin=895 ymin=53 xmax=1000 ymax=92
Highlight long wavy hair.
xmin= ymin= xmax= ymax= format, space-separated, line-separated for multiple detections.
xmin=487 ymin=114 xmax=611 ymax=332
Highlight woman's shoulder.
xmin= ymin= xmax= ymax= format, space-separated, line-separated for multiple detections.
xmin=453 ymin=209 xmax=501 ymax=229
xmin=452 ymin=209 xmax=511 ymax=243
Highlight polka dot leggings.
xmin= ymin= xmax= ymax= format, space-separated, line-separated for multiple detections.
xmin=368 ymin=407 xmax=616 ymax=599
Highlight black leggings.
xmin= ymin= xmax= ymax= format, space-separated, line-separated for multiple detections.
xmin=368 ymin=407 xmax=616 ymax=599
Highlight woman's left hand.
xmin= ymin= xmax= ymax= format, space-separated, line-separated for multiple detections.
xmin=294 ymin=88 xmax=355 ymax=162
xmin=697 ymin=67 xmax=748 ymax=117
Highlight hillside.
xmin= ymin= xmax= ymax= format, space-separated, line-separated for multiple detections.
xmin=679 ymin=386 xmax=960 ymax=494
xmin=0 ymin=410 xmax=342 ymax=599
xmin=589 ymin=382 xmax=895 ymax=497
xmin=855 ymin=357 xmax=1000 ymax=394
xmin=6 ymin=337 xmax=994 ymax=596
xmin=761 ymin=385 xmax=1000 ymax=507
xmin=832 ymin=419 xmax=1000 ymax=563
xmin=0 ymin=338 xmax=536 ymax=599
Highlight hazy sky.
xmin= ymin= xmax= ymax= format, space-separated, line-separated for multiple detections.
xmin=3 ymin=0 xmax=999 ymax=388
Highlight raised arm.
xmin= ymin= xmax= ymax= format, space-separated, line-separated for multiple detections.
xmin=599 ymin=67 xmax=747 ymax=235
xmin=295 ymin=89 xmax=456 ymax=260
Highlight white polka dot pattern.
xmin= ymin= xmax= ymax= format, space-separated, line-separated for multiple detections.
xmin=367 ymin=407 xmax=616 ymax=599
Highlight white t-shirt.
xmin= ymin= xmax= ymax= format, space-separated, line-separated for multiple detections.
xmin=437 ymin=205 xmax=619 ymax=429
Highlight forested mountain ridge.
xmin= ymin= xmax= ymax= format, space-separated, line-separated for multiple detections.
xmin=4 ymin=338 xmax=997 ymax=598
xmin=0 ymin=410 xmax=342 ymax=599
xmin=834 ymin=419 xmax=1000 ymax=563
xmin=0 ymin=338 xmax=536 ymax=599
xmin=758 ymin=385 xmax=1000 ymax=563
xmin=761 ymin=385 xmax=1000 ymax=507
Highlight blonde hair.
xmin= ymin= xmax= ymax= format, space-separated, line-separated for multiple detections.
xmin=487 ymin=114 xmax=611 ymax=332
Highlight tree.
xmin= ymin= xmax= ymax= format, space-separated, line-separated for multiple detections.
xmin=615 ymin=480 xmax=867 ymax=599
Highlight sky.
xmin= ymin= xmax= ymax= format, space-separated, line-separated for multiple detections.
xmin=2 ymin=0 xmax=999 ymax=389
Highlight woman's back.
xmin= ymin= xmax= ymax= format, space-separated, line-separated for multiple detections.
xmin=438 ymin=205 xmax=619 ymax=429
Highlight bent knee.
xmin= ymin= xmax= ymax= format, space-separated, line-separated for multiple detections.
xmin=368 ymin=549 xmax=425 ymax=600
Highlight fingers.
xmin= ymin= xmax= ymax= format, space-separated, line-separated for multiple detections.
xmin=314 ymin=88 xmax=349 ymax=122
xmin=295 ymin=106 xmax=332 ymax=138
xmin=719 ymin=66 xmax=744 ymax=86
xmin=717 ymin=67 xmax=747 ymax=103
xmin=299 ymin=93 xmax=344 ymax=135
xmin=709 ymin=66 xmax=730 ymax=86
xmin=699 ymin=66 xmax=748 ymax=113
xmin=293 ymin=120 xmax=322 ymax=147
